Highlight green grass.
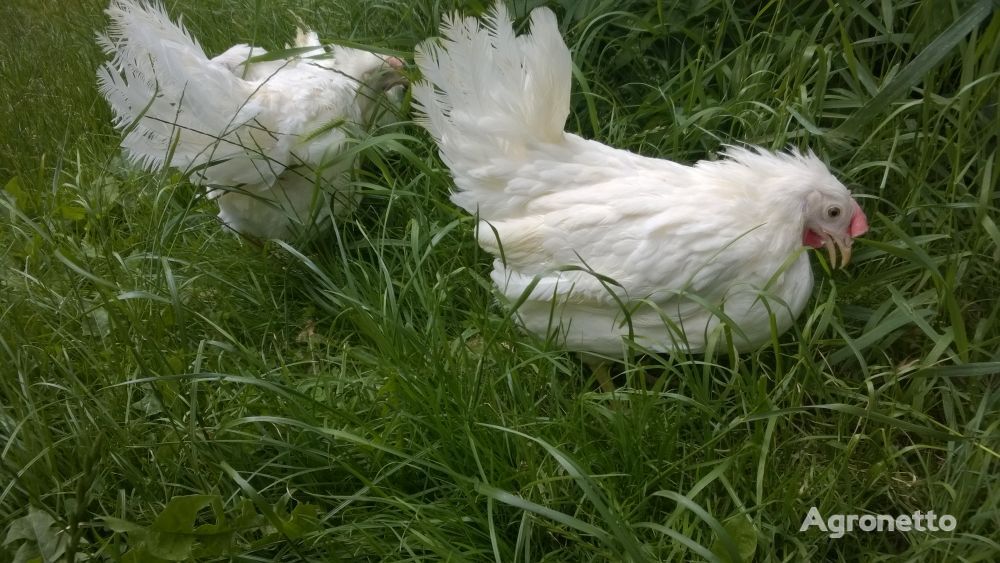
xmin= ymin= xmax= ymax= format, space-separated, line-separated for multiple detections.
xmin=1 ymin=0 xmax=998 ymax=561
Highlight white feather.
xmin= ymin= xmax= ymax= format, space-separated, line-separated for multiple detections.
xmin=414 ymin=4 xmax=572 ymax=216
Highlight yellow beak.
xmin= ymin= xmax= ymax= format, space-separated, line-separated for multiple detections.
xmin=823 ymin=236 xmax=855 ymax=269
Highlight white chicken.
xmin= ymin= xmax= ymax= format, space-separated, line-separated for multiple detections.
xmin=413 ymin=4 xmax=869 ymax=359
xmin=97 ymin=0 xmax=406 ymax=239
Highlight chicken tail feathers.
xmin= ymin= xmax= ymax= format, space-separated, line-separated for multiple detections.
xmin=96 ymin=0 xmax=261 ymax=178
xmin=413 ymin=3 xmax=571 ymax=214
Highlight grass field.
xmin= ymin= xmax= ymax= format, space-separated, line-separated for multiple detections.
xmin=1 ymin=0 xmax=998 ymax=561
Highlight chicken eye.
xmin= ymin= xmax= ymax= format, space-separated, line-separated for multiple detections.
xmin=827 ymin=206 xmax=842 ymax=219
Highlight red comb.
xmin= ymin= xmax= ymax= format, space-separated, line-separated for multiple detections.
xmin=849 ymin=199 xmax=868 ymax=237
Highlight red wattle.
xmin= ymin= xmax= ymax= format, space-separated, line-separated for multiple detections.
xmin=803 ymin=229 xmax=825 ymax=248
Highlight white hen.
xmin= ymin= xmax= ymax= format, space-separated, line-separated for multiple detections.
xmin=97 ymin=0 xmax=405 ymax=239
xmin=413 ymin=4 xmax=869 ymax=356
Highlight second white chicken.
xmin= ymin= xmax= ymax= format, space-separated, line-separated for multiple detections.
xmin=97 ymin=0 xmax=405 ymax=239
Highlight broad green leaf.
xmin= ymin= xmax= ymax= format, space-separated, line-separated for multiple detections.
xmin=150 ymin=495 xmax=218 ymax=534
xmin=3 ymin=176 xmax=26 ymax=207
xmin=710 ymin=514 xmax=757 ymax=563
xmin=4 ymin=516 xmax=33 ymax=545
xmin=144 ymin=530 xmax=196 ymax=561
xmin=191 ymin=522 xmax=235 ymax=557
xmin=57 ymin=204 xmax=86 ymax=221
xmin=100 ymin=516 xmax=144 ymax=534
xmin=122 ymin=546 xmax=171 ymax=563
xmin=276 ymin=503 xmax=320 ymax=540
xmin=3 ymin=507 xmax=66 ymax=563
xmin=138 ymin=494 xmax=220 ymax=561
xmin=13 ymin=542 xmax=42 ymax=563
